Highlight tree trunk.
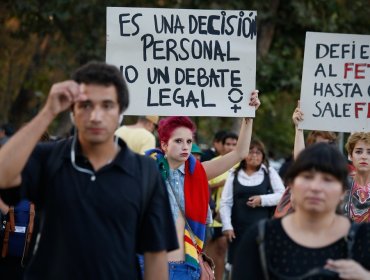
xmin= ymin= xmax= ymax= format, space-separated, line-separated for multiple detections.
xmin=9 ymin=35 xmax=50 ymax=128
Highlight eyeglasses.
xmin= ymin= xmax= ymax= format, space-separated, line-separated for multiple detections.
xmin=249 ymin=150 xmax=263 ymax=156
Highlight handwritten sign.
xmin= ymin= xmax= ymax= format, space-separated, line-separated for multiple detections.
xmin=299 ymin=32 xmax=370 ymax=132
xmin=106 ymin=7 xmax=257 ymax=117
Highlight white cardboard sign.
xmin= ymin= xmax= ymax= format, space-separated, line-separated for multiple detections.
xmin=299 ymin=32 xmax=370 ymax=132
xmin=106 ymin=7 xmax=257 ymax=117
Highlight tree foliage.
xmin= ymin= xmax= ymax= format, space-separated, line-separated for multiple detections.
xmin=0 ymin=0 xmax=368 ymax=155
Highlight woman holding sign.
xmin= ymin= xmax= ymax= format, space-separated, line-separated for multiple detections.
xmin=292 ymin=100 xmax=337 ymax=160
xmin=274 ymin=101 xmax=337 ymax=219
xmin=143 ymin=90 xmax=260 ymax=279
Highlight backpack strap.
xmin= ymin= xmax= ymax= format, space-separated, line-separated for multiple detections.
xmin=257 ymin=219 xmax=269 ymax=280
xmin=8 ymin=206 xmax=15 ymax=232
xmin=1 ymin=202 xmax=35 ymax=260
xmin=346 ymin=222 xmax=361 ymax=259
xmin=1 ymin=206 xmax=17 ymax=258
xmin=262 ymin=169 xmax=276 ymax=218
xmin=1 ymin=219 xmax=10 ymax=257
xmin=263 ymin=168 xmax=272 ymax=194
xmin=23 ymin=202 xmax=35 ymax=258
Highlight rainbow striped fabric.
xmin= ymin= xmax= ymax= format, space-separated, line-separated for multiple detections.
xmin=146 ymin=149 xmax=209 ymax=269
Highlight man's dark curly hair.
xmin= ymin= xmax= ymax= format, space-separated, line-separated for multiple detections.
xmin=72 ymin=61 xmax=129 ymax=112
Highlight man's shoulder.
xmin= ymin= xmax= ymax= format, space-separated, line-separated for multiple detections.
xmin=33 ymin=138 xmax=71 ymax=157
xmin=135 ymin=152 xmax=157 ymax=166
xmin=119 ymin=145 xmax=158 ymax=173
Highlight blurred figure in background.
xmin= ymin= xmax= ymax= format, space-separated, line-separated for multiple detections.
xmin=191 ymin=143 xmax=203 ymax=161
xmin=0 ymin=123 xmax=14 ymax=146
xmin=201 ymin=130 xmax=227 ymax=162
xmin=115 ymin=115 xmax=159 ymax=154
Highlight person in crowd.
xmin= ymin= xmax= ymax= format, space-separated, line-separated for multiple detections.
xmin=201 ymin=130 xmax=227 ymax=162
xmin=220 ymin=139 xmax=284 ymax=270
xmin=268 ymin=151 xmax=282 ymax=172
xmin=0 ymin=123 xmax=14 ymax=146
xmin=0 ymin=61 xmax=177 ymax=280
xmin=205 ymin=131 xmax=238 ymax=280
xmin=344 ymin=132 xmax=370 ymax=223
xmin=232 ymin=143 xmax=370 ymax=280
xmin=190 ymin=143 xmax=203 ymax=161
xmin=274 ymin=101 xmax=337 ymax=218
xmin=278 ymin=153 xmax=293 ymax=183
xmin=144 ymin=90 xmax=260 ymax=279
xmin=0 ymin=131 xmax=50 ymax=279
xmin=115 ymin=115 xmax=159 ymax=154
xmin=0 ymin=197 xmax=9 ymax=250
xmin=292 ymin=100 xmax=337 ymax=160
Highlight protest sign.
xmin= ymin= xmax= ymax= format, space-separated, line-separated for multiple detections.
xmin=299 ymin=32 xmax=370 ymax=132
xmin=106 ymin=7 xmax=257 ymax=117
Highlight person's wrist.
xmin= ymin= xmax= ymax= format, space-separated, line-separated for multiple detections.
xmin=244 ymin=117 xmax=252 ymax=124
xmin=40 ymin=106 xmax=58 ymax=120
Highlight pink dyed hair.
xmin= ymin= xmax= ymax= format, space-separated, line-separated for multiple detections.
xmin=157 ymin=116 xmax=196 ymax=145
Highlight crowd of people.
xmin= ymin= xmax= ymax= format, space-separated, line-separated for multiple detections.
xmin=0 ymin=61 xmax=369 ymax=280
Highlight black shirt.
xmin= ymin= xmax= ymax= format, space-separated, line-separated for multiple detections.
xmin=233 ymin=218 xmax=370 ymax=280
xmin=1 ymin=138 xmax=178 ymax=280
xmin=200 ymin=148 xmax=216 ymax=162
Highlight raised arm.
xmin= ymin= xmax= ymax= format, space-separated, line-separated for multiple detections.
xmin=203 ymin=90 xmax=260 ymax=180
xmin=0 ymin=81 xmax=85 ymax=188
xmin=293 ymin=100 xmax=305 ymax=160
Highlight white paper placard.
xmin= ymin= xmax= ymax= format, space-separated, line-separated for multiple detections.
xmin=299 ymin=32 xmax=370 ymax=132
xmin=106 ymin=7 xmax=257 ymax=117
